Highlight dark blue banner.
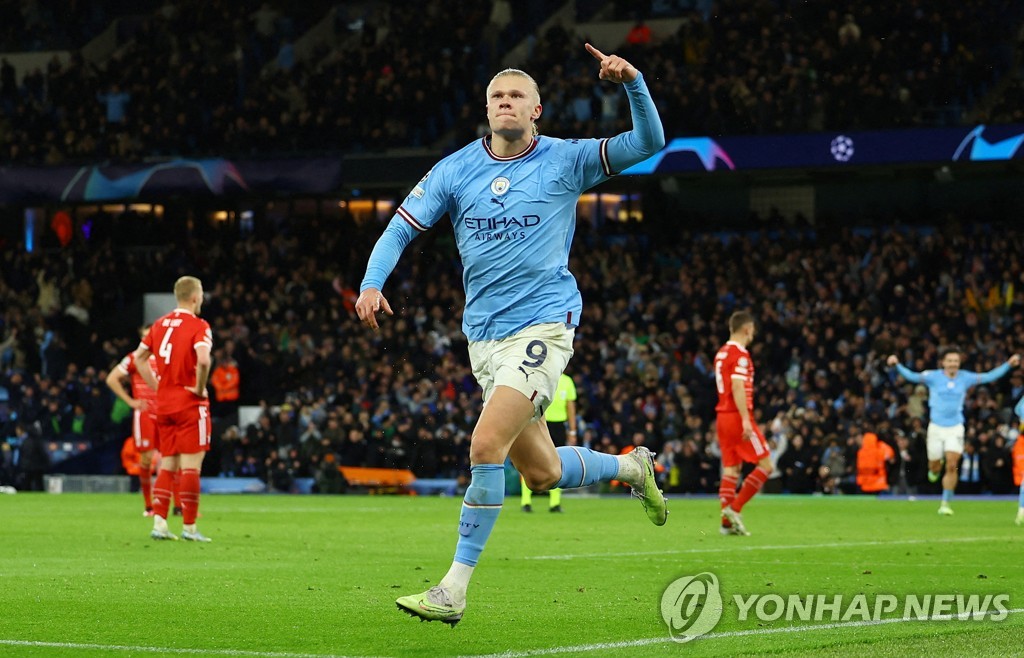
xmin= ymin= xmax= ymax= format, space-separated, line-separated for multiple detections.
xmin=623 ymin=124 xmax=1024 ymax=175
xmin=0 ymin=157 xmax=343 ymax=204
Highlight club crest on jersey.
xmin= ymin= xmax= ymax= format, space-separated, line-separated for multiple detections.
xmin=490 ymin=177 xmax=511 ymax=196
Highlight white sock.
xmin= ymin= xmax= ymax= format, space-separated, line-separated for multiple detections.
xmin=183 ymin=523 xmax=196 ymax=534
xmin=439 ymin=561 xmax=474 ymax=603
xmin=153 ymin=515 xmax=168 ymax=532
xmin=615 ymin=453 xmax=642 ymax=486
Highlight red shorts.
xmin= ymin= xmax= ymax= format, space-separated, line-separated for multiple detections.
xmin=717 ymin=412 xmax=770 ymax=468
xmin=133 ymin=410 xmax=157 ymax=452
xmin=156 ymin=405 xmax=212 ymax=456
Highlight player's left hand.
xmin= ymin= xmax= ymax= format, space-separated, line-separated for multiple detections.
xmin=190 ymin=386 xmax=208 ymax=399
xmin=1010 ymin=354 xmax=1021 ymax=367
xmin=585 ymin=43 xmax=638 ymax=84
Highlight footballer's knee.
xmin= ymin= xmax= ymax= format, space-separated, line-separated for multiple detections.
xmin=521 ymin=465 xmax=560 ymax=493
xmin=469 ymin=435 xmax=509 ymax=466
xmin=759 ymin=460 xmax=774 ymax=476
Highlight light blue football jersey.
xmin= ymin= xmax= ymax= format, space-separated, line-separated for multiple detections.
xmin=361 ymin=73 xmax=664 ymax=341
xmin=896 ymin=362 xmax=1011 ymax=426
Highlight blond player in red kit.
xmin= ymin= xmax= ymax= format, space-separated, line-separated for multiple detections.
xmin=714 ymin=311 xmax=773 ymax=536
xmin=134 ymin=276 xmax=214 ymax=542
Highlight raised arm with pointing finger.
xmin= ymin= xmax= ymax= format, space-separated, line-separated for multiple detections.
xmin=353 ymin=46 xmax=668 ymax=627
xmin=356 ymin=44 xmax=664 ymax=335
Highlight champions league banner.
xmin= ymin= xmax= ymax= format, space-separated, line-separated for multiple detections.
xmin=623 ymin=123 xmax=1024 ymax=175
xmin=2 ymin=123 xmax=1022 ymax=204
xmin=0 ymin=157 xmax=343 ymax=204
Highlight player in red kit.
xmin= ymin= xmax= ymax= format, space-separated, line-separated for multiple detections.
xmin=714 ymin=311 xmax=772 ymax=536
xmin=106 ymin=335 xmax=159 ymax=515
xmin=134 ymin=276 xmax=214 ymax=542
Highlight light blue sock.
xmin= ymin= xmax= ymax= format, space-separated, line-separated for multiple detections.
xmin=1018 ymin=480 xmax=1024 ymax=510
xmin=453 ymin=464 xmax=505 ymax=567
xmin=942 ymin=488 xmax=953 ymax=504
xmin=554 ymin=446 xmax=620 ymax=489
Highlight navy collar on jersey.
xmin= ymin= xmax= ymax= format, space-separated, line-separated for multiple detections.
xmin=482 ymin=136 xmax=538 ymax=161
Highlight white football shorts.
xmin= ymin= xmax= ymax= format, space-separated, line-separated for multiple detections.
xmin=926 ymin=423 xmax=965 ymax=461
xmin=468 ymin=322 xmax=574 ymax=420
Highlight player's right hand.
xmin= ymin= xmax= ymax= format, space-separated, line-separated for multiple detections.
xmin=356 ymin=287 xmax=394 ymax=331
xmin=886 ymin=355 xmax=898 ymax=367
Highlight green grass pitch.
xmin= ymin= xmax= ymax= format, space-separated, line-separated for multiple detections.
xmin=1 ymin=493 xmax=1021 ymax=657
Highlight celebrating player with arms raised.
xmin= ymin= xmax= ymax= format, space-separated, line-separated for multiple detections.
xmin=357 ymin=43 xmax=667 ymax=626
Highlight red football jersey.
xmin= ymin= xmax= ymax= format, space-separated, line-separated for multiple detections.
xmin=714 ymin=341 xmax=754 ymax=413
xmin=141 ymin=309 xmax=213 ymax=415
xmin=117 ymin=352 xmax=158 ymax=408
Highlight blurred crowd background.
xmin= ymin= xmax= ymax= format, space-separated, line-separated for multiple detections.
xmin=2 ymin=0 xmax=1024 ymax=496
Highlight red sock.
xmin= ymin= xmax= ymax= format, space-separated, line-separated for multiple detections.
xmin=152 ymin=469 xmax=176 ymax=519
xmin=719 ymin=474 xmax=738 ymax=525
xmin=172 ymin=469 xmax=182 ymax=509
xmin=731 ymin=467 xmax=770 ymax=512
xmin=179 ymin=468 xmax=201 ymax=525
xmin=139 ymin=467 xmax=153 ymax=510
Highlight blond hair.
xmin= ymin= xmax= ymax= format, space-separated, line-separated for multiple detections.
xmin=174 ymin=275 xmax=203 ymax=303
xmin=487 ymin=68 xmax=541 ymax=136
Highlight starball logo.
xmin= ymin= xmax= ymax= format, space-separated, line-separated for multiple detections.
xmin=660 ymin=573 xmax=1011 ymax=643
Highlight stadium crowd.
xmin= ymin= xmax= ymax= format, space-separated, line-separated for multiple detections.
xmin=3 ymin=0 xmax=1023 ymax=164
xmin=2 ymin=0 xmax=1024 ymax=496
xmin=2 ymin=212 xmax=1024 ymax=497
xmin=519 ymin=0 xmax=1023 ymax=142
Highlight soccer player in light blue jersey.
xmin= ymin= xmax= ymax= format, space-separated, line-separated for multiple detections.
xmin=356 ymin=44 xmax=667 ymax=626
xmin=887 ymin=348 xmax=1020 ymax=515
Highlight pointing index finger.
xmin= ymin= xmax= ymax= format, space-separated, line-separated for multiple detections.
xmin=585 ymin=42 xmax=607 ymax=61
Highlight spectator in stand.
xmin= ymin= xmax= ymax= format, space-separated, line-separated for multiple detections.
xmin=778 ymin=434 xmax=817 ymax=494
xmin=625 ymin=19 xmax=652 ymax=46
xmin=96 ymin=84 xmax=131 ymax=124
xmin=892 ymin=430 xmax=926 ymax=495
xmin=17 ymin=421 xmax=49 ymax=491
xmin=210 ymin=352 xmax=241 ymax=419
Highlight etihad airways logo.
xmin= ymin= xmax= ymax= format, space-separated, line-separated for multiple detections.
xmin=464 ymin=214 xmax=540 ymax=241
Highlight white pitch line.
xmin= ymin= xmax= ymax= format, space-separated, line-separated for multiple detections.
xmin=4 ymin=609 xmax=1021 ymax=658
xmin=523 ymin=536 xmax=1005 ymax=560
xmin=463 ymin=608 xmax=1024 ymax=658
xmin=713 ymin=559 xmax=1024 ymax=569
xmin=0 ymin=640 xmax=381 ymax=658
